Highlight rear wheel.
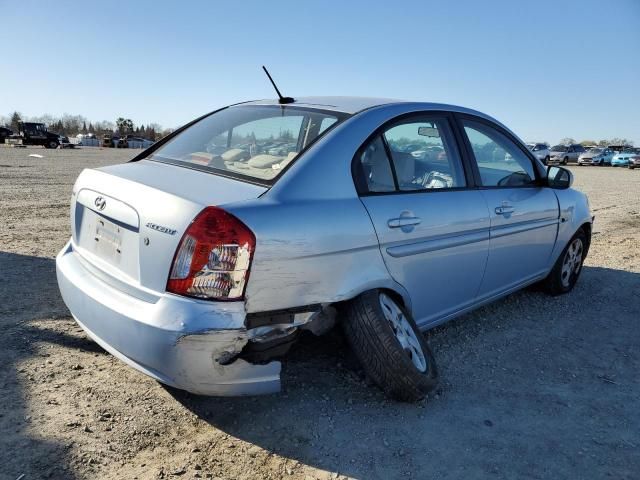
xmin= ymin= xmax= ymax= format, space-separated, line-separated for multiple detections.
xmin=543 ymin=229 xmax=587 ymax=295
xmin=342 ymin=290 xmax=438 ymax=402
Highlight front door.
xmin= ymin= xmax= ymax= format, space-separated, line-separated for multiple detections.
xmin=460 ymin=118 xmax=559 ymax=300
xmin=355 ymin=115 xmax=490 ymax=327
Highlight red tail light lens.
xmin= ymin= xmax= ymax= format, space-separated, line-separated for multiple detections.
xmin=167 ymin=207 xmax=255 ymax=300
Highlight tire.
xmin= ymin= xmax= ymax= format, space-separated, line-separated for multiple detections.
xmin=563 ymin=156 xmax=569 ymax=165
xmin=342 ymin=290 xmax=438 ymax=402
xmin=543 ymin=229 xmax=587 ymax=295
xmin=46 ymin=140 xmax=59 ymax=149
xmin=545 ymin=156 xmax=550 ymax=164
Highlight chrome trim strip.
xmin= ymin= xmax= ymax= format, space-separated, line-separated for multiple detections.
xmin=490 ymin=217 xmax=558 ymax=239
xmin=76 ymin=188 xmax=140 ymax=229
xmin=386 ymin=229 xmax=490 ymax=258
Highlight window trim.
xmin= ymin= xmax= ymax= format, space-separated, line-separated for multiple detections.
xmin=453 ymin=113 xmax=546 ymax=190
xmin=351 ymin=111 xmax=474 ymax=197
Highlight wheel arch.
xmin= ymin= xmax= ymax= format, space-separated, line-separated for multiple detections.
xmin=579 ymin=221 xmax=592 ymax=256
xmin=332 ymin=281 xmax=413 ymax=317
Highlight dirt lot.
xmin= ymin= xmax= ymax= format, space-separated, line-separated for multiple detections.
xmin=1 ymin=146 xmax=639 ymax=480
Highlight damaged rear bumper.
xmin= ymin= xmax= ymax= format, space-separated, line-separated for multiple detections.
xmin=56 ymin=240 xmax=280 ymax=395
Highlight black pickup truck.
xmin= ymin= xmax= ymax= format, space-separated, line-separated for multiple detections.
xmin=0 ymin=126 xmax=13 ymax=144
xmin=6 ymin=122 xmax=70 ymax=148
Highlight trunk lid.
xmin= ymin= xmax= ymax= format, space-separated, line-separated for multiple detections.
xmin=70 ymin=159 xmax=267 ymax=294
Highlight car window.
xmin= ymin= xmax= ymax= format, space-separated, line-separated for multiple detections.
xmin=355 ymin=117 xmax=466 ymax=194
xmin=463 ymin=120 xmax=536 ymax=187
xmin=357 ymin=136 xmax=396 ymax=193
xmin=150 ymin=105 xmax=345 ymax=184
xmin=383 ymin=119 xmax=465 ymax=191
xmin=318 ymin=117 xmax=338 ymax=134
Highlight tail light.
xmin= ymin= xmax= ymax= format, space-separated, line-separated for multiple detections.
xmin=167 ymin=207 xmax=255 ymax=301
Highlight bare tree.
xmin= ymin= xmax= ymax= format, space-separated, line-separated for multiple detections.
xmin=559 ymin=137 xmax=576 ymax=145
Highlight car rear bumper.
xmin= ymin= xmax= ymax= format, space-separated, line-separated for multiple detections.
xmin=55 ymin=240 xmax=280 ymax=396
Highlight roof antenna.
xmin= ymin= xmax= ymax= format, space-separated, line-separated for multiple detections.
xmin=262 ymin=66 xmax=294 ymax=104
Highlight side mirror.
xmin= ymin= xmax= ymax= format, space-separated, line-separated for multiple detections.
xmin=547 ymin=166 xmax=572 ymax=189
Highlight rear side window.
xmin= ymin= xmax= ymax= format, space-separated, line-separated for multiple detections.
xmin=462 ymin=120 xmax=536 ymax=187
xmin=355 ymin=116 xmax=466 ymax=194
xmin=150 ymin=105 xmax=345 ymax=184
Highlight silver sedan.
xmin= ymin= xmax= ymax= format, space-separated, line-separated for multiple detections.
xmin=56 ymin=97 xmax=592 ymax=401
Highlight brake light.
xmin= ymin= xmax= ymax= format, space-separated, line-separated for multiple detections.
xmin=167 ymin=207 xmax=255 ymax=300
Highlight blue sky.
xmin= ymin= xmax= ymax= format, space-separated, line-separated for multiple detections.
xmin=1 ymin=0 xmax=639 ymax=144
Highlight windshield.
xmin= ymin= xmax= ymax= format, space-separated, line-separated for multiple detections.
xmin=588 ymin=148 xmax=603 ymax=154
xmin=149 ymin=105 xmax=346 ymax=184
xmin=551 ymin=145 xmax=567 ymax=152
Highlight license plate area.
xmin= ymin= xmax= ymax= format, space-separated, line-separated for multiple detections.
xmin=75 ymin=205 xmax=140 ymax=281
xmin=95 ymin=217 xmax=123 ymax=257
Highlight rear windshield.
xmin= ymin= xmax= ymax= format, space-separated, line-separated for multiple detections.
xmin=149 ymin=105 xmax=347 ymax=184
xmin=551 ymin=145 xmax=567 ymax=152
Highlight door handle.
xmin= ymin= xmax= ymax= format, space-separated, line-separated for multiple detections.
xmin=495 ymin=205 xmax=515 ymax=215
xmin=388 ymin=216 xmax=421 ymax=228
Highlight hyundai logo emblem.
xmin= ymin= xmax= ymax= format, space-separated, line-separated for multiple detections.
xmin=94 ymin=196 xmax=106 ymax=211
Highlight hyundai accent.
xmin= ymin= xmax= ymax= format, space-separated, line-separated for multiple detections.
xmin=56 ymin=97 xmax=592 ymax=401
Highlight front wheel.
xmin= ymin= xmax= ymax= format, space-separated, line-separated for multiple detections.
xmin=46 ymin=140 xmax=59 ymax=149
xmin=563 ymin=156 xmax=569 ymax=165
xmin=545 ymin=155 xmax=550 ymax=164
xmin=342 ymin=290 xmax=438 ymax=402
xmin=543 ymin=229 xmax=587 ymax=295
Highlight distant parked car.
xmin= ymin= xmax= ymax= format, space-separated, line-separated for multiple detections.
xmin=628 ymin=153 xmax=640 ymax=170
xmin=548 ymin=144 xmax=585 ymax=165
xmin=577 ymin=147 xmax=614 ymax=166
xmin=527 ymin=143 xmax=550 ymax=163
xmin=612 ymin=148 xmax=640 ymax=167
xmin=0 ymin=126 xmax=13 ymax=144
xmin=607 ymin=145 xmax=632 ymax=154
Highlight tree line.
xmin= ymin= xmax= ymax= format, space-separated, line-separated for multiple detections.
xmin=1 ymin=111 xmax=173 ymax=141
xmin=556 ymin=137 xmax=635 ymax=147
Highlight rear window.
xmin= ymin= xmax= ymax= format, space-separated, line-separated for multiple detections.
xmin=149 ymin=105 xmax=346 ymax=184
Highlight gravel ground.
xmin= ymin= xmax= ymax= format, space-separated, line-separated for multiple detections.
xmin=1 ymin=146 xmax=639 ymax=480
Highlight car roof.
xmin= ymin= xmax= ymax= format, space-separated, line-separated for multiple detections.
xmin=241 ymin=96 xmax=495 ymax=118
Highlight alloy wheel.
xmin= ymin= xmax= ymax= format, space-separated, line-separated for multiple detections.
xmin=378 ymin=293 xmax=427 ymax=372
xmin=561 ymin=238 xmax=583 ymax=288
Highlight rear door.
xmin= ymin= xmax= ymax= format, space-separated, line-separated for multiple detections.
xmin=355 ymin=113 xmax=490 ymax=328
xmin=458 ymin=116 xmax=559 ymax=300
